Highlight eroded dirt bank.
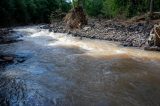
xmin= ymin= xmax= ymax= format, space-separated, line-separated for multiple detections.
xmin=50 ymin=19 xmax=160 ymax=48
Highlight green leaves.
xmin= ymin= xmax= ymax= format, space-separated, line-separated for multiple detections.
xmin=84 ymin=0 xmax=103 ymax=16
xmin=0 ymin=0 xmax=71 ymax=27
xmin=0 ymin=0 xmax=160 ymax=27
xmin=101 ymin=0 xmax=160 ymax=18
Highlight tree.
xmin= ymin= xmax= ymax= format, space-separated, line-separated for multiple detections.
xmin=150 ymin=0 xmax=153 ymax=14
xmin=1 ymin=0 xmax=160 ymax=27
xmin=0 ymin=0 xmax=15 ymax=26
xmin=84 ymin=0 xmax=103 ymax=16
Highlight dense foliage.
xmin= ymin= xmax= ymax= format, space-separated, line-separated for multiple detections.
xmin=82 ymin=0 xmax=160 ymax=18
xmin=0 ymin=0 xmax=160 ymax=27
xmin=102 ymin=0 xmax=160 ymax=18
xmin=70 ymin=0 xmax=160 ymax=18
xmin=0 ymin=0 xmax=71 ymax=26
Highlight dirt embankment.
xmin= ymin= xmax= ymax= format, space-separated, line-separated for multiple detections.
xmin=49 ymin=19 xmax=160 ymax=48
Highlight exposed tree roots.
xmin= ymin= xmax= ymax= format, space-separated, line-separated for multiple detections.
xmin=64 ymin=6 xmax=87 ymax=29
xmin=145 ymin=24 xmax=160 ymax=51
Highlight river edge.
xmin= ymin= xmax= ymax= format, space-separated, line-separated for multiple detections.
xmin=0 ymin=19 xmax=160 ymax=51
xmin=49 ymin=19 xmax=160 ymax=51
xmin=0 ymin=24 xmax=158 ymax=66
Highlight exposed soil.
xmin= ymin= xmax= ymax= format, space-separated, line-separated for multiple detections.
xmin=50 ymin=19 xmax=160 ymax=48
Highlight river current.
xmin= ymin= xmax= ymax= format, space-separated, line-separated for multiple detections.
xmin=0 ymin=26 xmax=160 ymax=106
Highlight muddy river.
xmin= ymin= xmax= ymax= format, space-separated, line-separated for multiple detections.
xmin=0 ymin=26 xmax=160 ymax=106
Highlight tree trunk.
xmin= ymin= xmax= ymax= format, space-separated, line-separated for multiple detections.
xmin=149 ymin=0 xmax=153 ymax=14
xmin=77 ymin=0 xmax=83 ymax=7
xmin=71 ymin=0 xmax=75 ymax=8
xmin=146 ymin=0 xmax=154 ymax=23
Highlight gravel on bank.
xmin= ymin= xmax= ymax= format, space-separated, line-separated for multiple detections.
xmin=49 ymin=19 xmax=158 ymax=48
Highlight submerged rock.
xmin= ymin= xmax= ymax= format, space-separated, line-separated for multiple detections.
xmin=144 ymin=46 xmax=160 ymax=51
xmin=0 ymin=55 xmax=14 ymax=62
xmin=2 ymin=56 xmax=14 ymax=61
xmin=0 ymin=28 xmax=10 ymax=36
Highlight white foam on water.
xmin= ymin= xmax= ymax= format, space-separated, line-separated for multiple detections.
xmin=13 ymin=26 xmax=160 ymax=60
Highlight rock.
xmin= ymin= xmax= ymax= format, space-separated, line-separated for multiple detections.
xmin=144 ymin=46 xmax=160 ymax=51
xmin=106 ymin=28 xmax=115 ymax=32
xmin=40 ymin=25 xmax=49 ymax=29
xmin=0 ymin=28 xmax=11 ymax=36
xmin=122 ymin=41 xmax=133 ymax=47
xmin=0 ymin=59 xmax=5 ymax=62
xmin=2 ymin=56 xmax=14 ymax=61
xmin=83 ymin=26 xmax=91 ymax=31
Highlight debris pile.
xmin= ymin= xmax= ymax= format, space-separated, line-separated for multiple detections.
xmin=145 ymin=24 xmax=160 ymax=51
xmin=64 ymin=6 xmax=87 ymax=29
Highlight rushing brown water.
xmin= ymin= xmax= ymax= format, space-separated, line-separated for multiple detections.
xmin=0 ymin=26 xmax=160 ymax=106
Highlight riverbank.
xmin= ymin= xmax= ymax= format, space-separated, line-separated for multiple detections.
xmin=1 ymin=19 xmax=160 ymax=50
xmin=50 ymin=19 xmax=160 ymax=49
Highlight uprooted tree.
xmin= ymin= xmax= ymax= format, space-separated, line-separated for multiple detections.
xmin=147 ymin=25 xmax=160 ymax=47
xmin=146 ymin=0 xmax=160 ymax=48
xmin=64 ymin=0 xmax=87 ymax=29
